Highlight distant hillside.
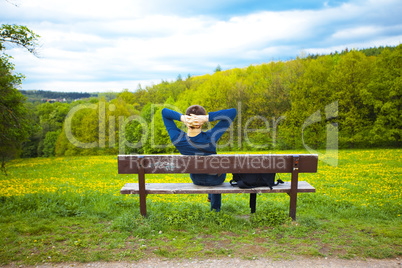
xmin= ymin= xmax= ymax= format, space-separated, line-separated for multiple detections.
xmin=20 ymin=90 xmax=97 ymax=103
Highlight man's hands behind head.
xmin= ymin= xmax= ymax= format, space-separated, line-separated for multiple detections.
xmin=184 ymin=114 xmax=208 ymax=128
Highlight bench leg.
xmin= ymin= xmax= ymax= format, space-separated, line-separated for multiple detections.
xmin=138 ymin=164 xmax=147 ymax=217
xmin=288 ymin=192 xmax=297 ymax=221
xmin=139 ymin=192 xmax=147 ymax=216
xmin=250 ymin=193 xmax=256 ymax=213
xmin=289 ymin=155 xmax=300 ymax=221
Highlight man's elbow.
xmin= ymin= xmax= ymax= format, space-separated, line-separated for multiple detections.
xmin=230 ymin=108 xmax=237 ymax=120
xmin=161 ymin=108 xmax=168 ymax=117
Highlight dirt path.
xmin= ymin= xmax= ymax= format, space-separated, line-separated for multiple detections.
xmin=3 ymin=257 xmax=401 ymax=268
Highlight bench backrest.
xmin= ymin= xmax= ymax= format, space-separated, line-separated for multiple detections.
xmin=118 ymin=154 xmax=318 ymax=174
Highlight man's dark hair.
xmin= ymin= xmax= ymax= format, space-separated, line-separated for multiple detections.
xmin=186 ymin=105 xmax=206 ymax=116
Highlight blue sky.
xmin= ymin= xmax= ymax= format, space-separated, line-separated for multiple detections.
xmin=1 ymin=0 xmax=401 ymax=93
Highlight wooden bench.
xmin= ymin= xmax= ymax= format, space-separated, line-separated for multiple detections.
xmin=118 ymin=154 xmax=317 ymax=220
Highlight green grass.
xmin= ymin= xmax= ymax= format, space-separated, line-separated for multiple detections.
xmin=0 ymin=149 xmax=401 ymax=265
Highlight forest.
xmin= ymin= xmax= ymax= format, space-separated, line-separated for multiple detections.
xmin=19 ymin=45 xmax=401 ymax=158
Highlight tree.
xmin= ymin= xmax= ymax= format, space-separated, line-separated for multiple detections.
xmin=0 ymin=56 xmax=30 ymax=174
xmin=214 ymin=65 xmax=222 ymax=72
xmin=366 ymin=45 xmax=402 ymax=147
xmin=0 ymin=24 xmax=40 ymax=174
xmin=287 ymin=56 xmax=336 ymax=149
xmin=0 ymin=24 xmax=40 ymax=55
xmin=42 ymin=130 xmax=61 ymax=157
xmin=33 ymin=102 xmax=70 ymax=156
xmin=20 ymin=102 xmax=41 ymax=158
xmin=143 ymin=99 xmax=177 ymax=154
xmin=328 ymin=51 xmax=373 ymax=148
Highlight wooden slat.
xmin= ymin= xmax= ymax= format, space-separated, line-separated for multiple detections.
xmin=118 ymin=154 xmax=318 ymax=174
xmin=120 ymin=181 xmax=315 ymax=194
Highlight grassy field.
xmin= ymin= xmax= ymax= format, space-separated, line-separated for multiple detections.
xmin=0 ymin=149 xmax=401 ymax=265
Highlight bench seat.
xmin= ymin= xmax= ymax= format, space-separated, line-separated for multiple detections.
xmin=121 ymin=181 xmax=316 ymax=195
xmin=118 ymin=154 xmax=318 ymax=220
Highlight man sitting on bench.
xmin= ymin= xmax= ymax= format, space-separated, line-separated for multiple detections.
xmin=162 ymin=105 xmax=237 ymax=212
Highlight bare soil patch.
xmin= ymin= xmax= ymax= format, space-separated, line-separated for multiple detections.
xmin=3 ymin=257 xmax=401 ymax=268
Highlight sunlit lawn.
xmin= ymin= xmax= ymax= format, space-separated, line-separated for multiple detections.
xmin=0 ymin=149 xmax=401 ymax=265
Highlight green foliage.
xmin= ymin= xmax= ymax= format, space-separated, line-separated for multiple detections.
xmin=279 ymin=46 xmax=401 ymax=149
xmin=25 ymin=102 xmax=71 ymax=157
xmin=56 ymin=102 xmax=99 ymax=156
xmin=0 ymin=24 xmax=40 ymax=54
xmin=250 ymin=208 xmax=291 ymax=227
xmin=17 ymin=45 xmax=402 ymax=157
xmin=42 ymin=130 xmax=61 ymax=157
xmin=328 ymin=50 xmax=373 ymax=147
xmin=0 ymin=24 xmax=40 ymax=172
xmin=366 ymin=46 xmax=402 ymax=147
xmin=124 ymin=120 xmax=145 ymax=154
xmin=0 ymin=56 xmax=31 ymax=173
xmin=142 ymin=102 xmax=178 ymax=154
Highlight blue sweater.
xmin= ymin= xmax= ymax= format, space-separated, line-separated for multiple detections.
xmin=162 ymin=107 xmax=237 ymax=190
xmin=162 ymin=108 xmax=237 ymax=155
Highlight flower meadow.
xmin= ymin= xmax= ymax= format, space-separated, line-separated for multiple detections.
xmin=0 ymin=149 xmax=401 ymax=264
xmin=1 ymin=149 xmax=400 ymax=211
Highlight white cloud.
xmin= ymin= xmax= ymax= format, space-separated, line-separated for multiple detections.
xmin=20 ymin=0 xmax=145 ymax=20
xmin=1 ymin=0 xmax=401 ymax=92
xmin=332 ymin=26 xmax=384 ymax=40
xmin=331 ymin=25 xmax=402 ymax=41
